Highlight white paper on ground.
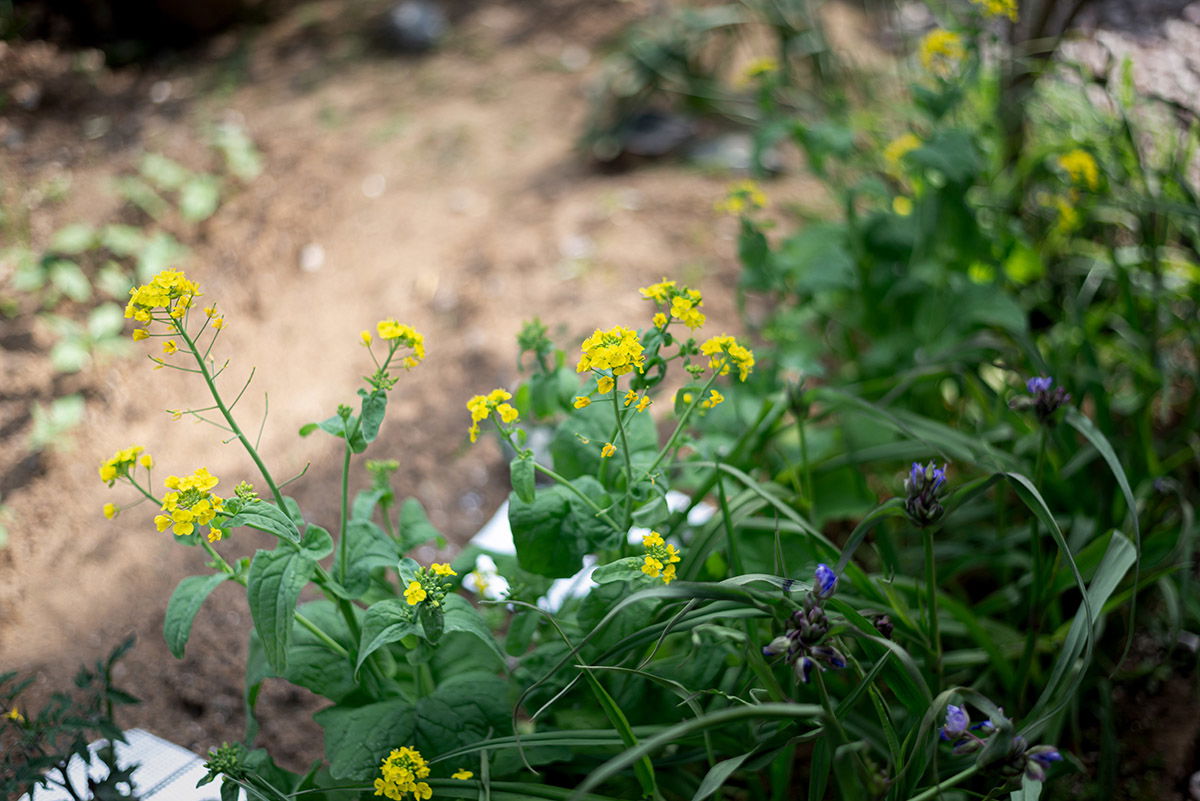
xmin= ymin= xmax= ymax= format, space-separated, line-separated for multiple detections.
xmin=23 ymin=728 xmax=243 ymax=801
xmin=467 ymin=490 xmax=713 ymax=612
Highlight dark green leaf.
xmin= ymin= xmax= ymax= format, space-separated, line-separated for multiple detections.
xmin=398 ymin=498 xmax=444 ymax=552
xmin=442 ymin=594 xmax=505 ymax=665
xmin=510 ymin=456 xmax=535 ymax=504
xmin=221 ymin=499 xmax=300 ymax=543
xmin=332 ymin=519 xmax=399 ymax=598
xmin=357 ymin=598 xmax=420 ymax=676
xmin=163 ymin=573 xmax=229 ymax=659
xmin=247 ymin=547 xmax=317 ymax=673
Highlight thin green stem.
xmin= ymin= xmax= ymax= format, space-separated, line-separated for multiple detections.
xmin=529 ymin=461 xmax=624 ymax=534
xmin=905 ymin=764 xmax=981 ymax=801
xmin=923 ymin=526 xmax=943 ymax=689
xmin=610 ymin=382 xmax=635 ymax=527
xmin=338 ymin=444 xmax=352 ymax=584
xmin=641 ymin=362 xmax=727 ymax=479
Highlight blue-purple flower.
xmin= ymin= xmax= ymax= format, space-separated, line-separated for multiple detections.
xmin=1011 ymin=374 xmax=1071 ymax=424
xmin=1023 ymin=746 xmax=1062 ymax=782
xmin=904 ymin=461 xmax=949 ymax=527
xmin=814 ymin=563 xmax=838 ymax=599
xmin=942 ymin=704 xmax=969 ymax=739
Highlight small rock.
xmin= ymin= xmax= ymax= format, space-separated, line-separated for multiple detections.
xmin=1190 ymin=770 xmax=1200 ymax=801
xmin=361 ymin=173 xmax=387 ymax=198
xmin=381 ymin=1 xmax=448 ymax=53
xmin=687 ymin=131 xmax=784 ymax=174
xmin=560 ymin=44 xmax=590 ymax=71
xmin=83 ymin=116 xmax=111 ymax=140
xmin=617 ymin=109 xmax=696 ymax=158
xmin=150 ymin=81 xmax=172 ymax=104
xmin=299 ymin=243 xmax=325 ymax=272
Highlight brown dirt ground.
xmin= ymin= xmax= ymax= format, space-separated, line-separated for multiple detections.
xmin=0 ymin=0 xmax=834 ymax=774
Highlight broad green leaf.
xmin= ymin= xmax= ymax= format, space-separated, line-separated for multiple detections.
xmin=332 ymin=519 xmax=399 ymax=598
xmin=136 ymin=231 xmax=187 ymax=282
xmin=398 ymin=498 xmax=444 ymax=552
xmin=591 ymin=557 xmax=642 ymax=585
xmin=50 ymin=223 xmax=96 ymax=254
xmin=141 ymin=152 xmax=190 ymax=190
xmin=510 ymin=456 xmax=535 ymax=504
xmin=48 ymin=260 xmax=91 ymax=302
xmin=357 ymin=598 xmax=419 ymax=676
xmin=317 ymin=675 xmax=509 ymax=780
xmin=100 ymin=224 xmax=145 ymax=257
xmin=549 ymin=399 xmax=657 ymax=481
xmin=357 ymin=389 xmax=388 ymax=448
xmin=247 ymin=547 xmax=317 ymax=673
xmin=163 ymin=573 xmax=229 ymax=658
xmin=179 ymin=175 xmax=221 ymax=222
xmin=50 ymin=337 xmax=90 ymax=373
xmin=283 ymin=601 xmax=360 ymax=703
xmin=442 ymin=594 xmax=505 ymax=665
xmin=508 ymin=487 xmax=585 ymax=578
xmin=87 ymin=303 xmax=125 ymax=339
xmin=298 ymin=524 xmax=334 ymax=560
xmin=221 ymin=499 xmax=300 ymax=543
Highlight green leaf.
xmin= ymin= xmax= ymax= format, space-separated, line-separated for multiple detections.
xmin=357 ymin=389 xmax=388 ymax=448
xmin=247 ymin=547 xmax=317 ymax=673
xmin=50 ymin=223 xmax=96 ymax=254
xmin=298 ymin=524 xmax=334 ymax=560
xmin=87 ymin=303 xmax=125 ymax=339
xmin=221 ymin=499 xmax=300 ymax=543
xmin=317 ymin=675 xmax=509 ymax=780
xmin=776 ymin=223 xmax=855 ymax=292
xmin=179 ymin=175 xmax=221 ymax=222
xmin=592 ymin=557 xmax=642 ymax=585
xmin=357 ymin=598 xmax=420 ymax=676
xmin=100 ymin=224 xmax=145 ymax=257
xmin=508 ymin=487 xmax=584 ymax=579
xmin=442 ymin=594 xmax=505 ymax=665
xmin=284 ymin=601 xmax=360 ymax=703
xmin=398 ymin=498 xmax=444 ymax=552
xmin=549 ymin=399 xmax=657 ymax=480
xmin=908 ymin=129 xmax=981 ymax=184
xmin=50 ymin=337 xmax=91 ymax=373
xmin=48 ymin=260 xmax=92 ymax=302
xmin=163 ymin=573 xmax=229 ymax=658
xmin=510 ymin=456 xmax=535 ymax=504
xmin=136 ymin=231 xmax=187 ymax=282
xmin=141 ymin=152 xmax=191 ymax=191
xmin=332 ymin=519 xmax=399 ymax=598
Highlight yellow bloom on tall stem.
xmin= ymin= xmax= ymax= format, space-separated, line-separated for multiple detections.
xmin=641 ymin=531 xmax=682 ymax=584
xmin=376 ymin=319 xmax=426 ymax=369
xmin=466 ymin=388 xmax=519 ymax=443
xmin=918 ymin=29 xmax=965 ymax=78
xmin=1057 ymin=149 xmax=1100 ymax=191
xmin=577 ymin=326 xmax=645 ymax=376
xmin=374 ymin=746 xmax=432 ymax=801
xmin=971 ymin=0 xmax=1018 ymax=21
xmin=98 ymin=445 xmax=149 ymax=484
xmin=699 ymin=335 xmax=756 ymax=381
xmin=157 ymin=467 xmax=224 ymax=538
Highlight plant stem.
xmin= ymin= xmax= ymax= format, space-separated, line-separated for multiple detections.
xmin=338 ymin=444 xmax=352 ymax=584
xmin=641 ymin=363 xmax=727 ymax=479
xmin=905 ymin=764 xmax=981 ymax=801
xmin=923 ymin=526 xmax=942 ymax=689
xmin=530 ymin=461 xmax=624 ymax=533
xmin=610 ymin=381 xmax=635 ymax=527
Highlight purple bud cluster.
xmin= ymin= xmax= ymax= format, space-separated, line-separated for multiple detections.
xmin=938 ymin=704 xmax=1062 ymax=783
xmin=1010 ymin=375 xmax=1071 ymax=425
xmin=904 ymin=461 xmax=949 ymax=528
xmin=762 ymin=564 xmax=847 ymax=683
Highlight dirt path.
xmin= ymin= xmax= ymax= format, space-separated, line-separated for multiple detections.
xmin=0 ymin=0 xmax=814 ymax=769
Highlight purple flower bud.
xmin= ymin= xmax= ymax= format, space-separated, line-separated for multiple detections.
xmin=812 ymin=645 xmax=847 ymax=669
xmin=762 ymin=636 xmax=791 ymax=657
xmin=795 ymin=656 xmax=817 ymax=683
xmin=942 ymin=704 xmax=969 ymax=739
xmin=1026 ymin=376 xmax=1054 ymax=394
xmin=1024 ymin=745 xmax=1062 ymax=782
xmin=814 ymin=564 xmax=838 ymax=599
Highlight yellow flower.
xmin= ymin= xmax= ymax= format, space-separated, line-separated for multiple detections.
xmin=699 ymin=334 xmax=756 ymax=381
xmin=5 ymin=706 xmax=23 ymax=723
xmin=670 ymin=295 xmax=706 ymax=330
xmin=1057 ymin=149 xmax=1099 ymax=191
xmin=376 ymin=320 xmax=427 ymax=369
xmin=600 ymin=442 xmax=616 ymax=458
xmin=466 ymin=388 xmax=519 ymax=443
xmin=98 ymin=445 xmax=146 ymax=485
xmin=652 ymin=312 xmax=667 ymax=328
xmin=404 ymin=581 xmax=427 ymax=605
xmin=918 ymin=29 xmax=965 ymax=78
xmin=624 ymin=389 xmax=638 ymax=407
xmin=715 ymin=180 xmax=767 ymax=215
xmin=125 ymin=269 xmax=201 ymax=325
xmin=159 ymin=468 xmax=224 ymax=538
xmin=375 ymin=746 xmax=432 ymax=801
xmin=452 ymin=769 xmax=473 ymax=781
xmin=361 ymin=330 xmax=372 ymax=346
xmin=211 ymin=317 xmax=226 ymax=330
xmin=636 ymin=395 xmax=651 ymax=413
xmin=204 ymin=305 xmax=217 ymax=318
xmin=208 ymin=528 xmax=224 ymax=543
xmin=162 ymin=340 xmax=177 ymax=355
xmin=103 ymin=503 xmax=118 ymax=520
xmin=638 ymin=279 xmax=676 ymax=304
xmin=742 ymin=57 xmax=779 ymax=81
xmin=892 ymin=196 xmax=914 ymax=216
xmin=641 ymin=530 xmax=682 ymax=584
xmin=431 ymin=563 xmax=457 ymax=577
xmin=884 ymin=134 xmax=921 ymax=171
xmin=970 ymin=0 xmax=1018 ymax=21
xmin=597 ymin=376 xmax=615 ymax=394
xmin=573 ymin=396 xmax=591 ymax=409
xmin=701 ymin=389 xmax=724 ymax=409
xmin=132 ymin=328 xmax=149 ymax=341
xmin=577 ymin=326 xmax=645 ymax=377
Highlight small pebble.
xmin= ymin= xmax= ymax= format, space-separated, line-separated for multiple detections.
xmin=382 ymin=1 xmax=448 ymax=52
xmin=150 ymin=81 xmax=172 ymax=104
xmin=361 ymin=174 xmax=387 ymax=198
xmin=299 ymin=243 xmax=325 ymax=272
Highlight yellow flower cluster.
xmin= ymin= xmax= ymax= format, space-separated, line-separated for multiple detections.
xmin=883 ymin=133 xmax=921 ymax=172
xmin=374 ymin=746 xmax=432 ymax=801
xmin=466 ymin=389 xmax=519 ymax=443
xmin=600 ymin=442 xmax=617 ymax=458
xmin=376 ymin=320 xmax=426 ymax=370
xmin=155 ymin=468 xmax=225 ymax=540
xmin=405 ymin=563 xmax=458 ymax=606
xmin=125 ymin=269 xmax=200 ymax=329
xmin=971 ymin=0 xmax=1018 ymax=21
xmin=623 ymin=389 xmax=652 ymax=413
xmin=5 ymin=706 xmax=23 ymax=723
xmin=742 ymin=57 xmax=779 ymax=81
xmin=577 ymin=326 xmax=646 ymax=376
xmin=639 ymin=280 xmax=706 ymax=330
xmin=701 ymin=389 xmax=724 ymax=409
xmin=715 ymin=180 xmax=767 ymax=216
xmin=1057 ymin=149 xmax=1099 ymax=191
xmin=641 ymin=531 xmax=681 ymax=584
xmin=700 ymin=335 xmax=756 ymax=381
xmin=99 ymin=445 xmax=153 ymax=484
xmin=918 ymin=29 xmax=965 ymax=78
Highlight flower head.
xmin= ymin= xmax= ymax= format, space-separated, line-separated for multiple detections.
xmin=99 ymin=445 xmax=149 ymax=485
xmin=374 ymin=746 xmax=432 ymax=801
xmin=884 ymin=133 xmax=921 ymax=172
xmin=577 ymin=326 xmax=645 ymax=376
xmin=431 ymin=563 xmax=457 ymax=577
xmin=376 ymin=320 xmax=426 ymax=370
xmin=814 ymin=564 xmax=838 ymax=599
xmin=573 ymin=396 xmax=591 ymax=409
xmin=451 ymin=769 xmax=473 ymax=781
xmin=971 ymin=0 xmax=1018 ymax=20
xmin=1057 ymin=149 xmax=1099 ymax=190
xmin=904 ymin=461 xmax=949 ymax=528
xmin=641 ymin=531 xmax=681 ymax=584
xmin=103 ymin=503 xmax=118 ymax=520
xmin=124 ymin=269 xmax=201 ymax=325
xmin=701 ymin=389 xmax=724 ymax=409
xmin=1011 ymin=375 xmax=1071 ymax=425
xmin=155 ymin=469 xmax=225 ymax=538
xmin=600 ymin=442 xmax=617 ymax=458
xmin=715 ymin=181 xmax=767 ymax=215
xmin=942 ymin=704 xmax=970 ymax=739
xmin=5 ymin=706 xmax=23 ymax=723
xmin=404 ymin=581 xmax=427 ymax=606
xmin=640 ymin=279 xmax=706 ymax=329
xmin=700 ymin=335 xmax=755 ymax=381
xmin=918 ymin=29 xmax=965 ymax=78
xmin=466 ymin=388 xmax=519 ymax=443
xmin=1023 ymin=746 xmax=1062 ymax=782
